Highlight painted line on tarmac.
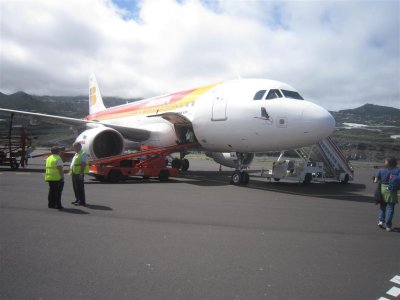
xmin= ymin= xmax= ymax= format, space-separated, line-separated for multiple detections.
xmin=377 ymin=274 xmax=400 ymax=300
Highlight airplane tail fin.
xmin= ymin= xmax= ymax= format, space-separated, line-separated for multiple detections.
xmin=89 ymin=73 xmax=106 ymax=115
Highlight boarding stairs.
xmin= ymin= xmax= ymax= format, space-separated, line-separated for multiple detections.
xmin=296 ymin=137 xmax=354 ymax=182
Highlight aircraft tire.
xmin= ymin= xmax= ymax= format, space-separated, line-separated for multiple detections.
xmin=230 ymin=171 xmax=242 ymax=185
xmin=171 ymin=158 xmax=181 ymax=169
xmin=181 ymin=159 xmax=190 ymax=171
xmin=10 ymin=161 xmax=19 ymax=170
xmin=94 ymin=174 xmax=106 ymax=182
xmin=241 ymin=171 xmax=250 ymax=185
xmin=159 ymin=170 xmax=170 ymax=181
xmin=303 ymin=173 xmax=312 ymax=185
xmin=107 ymin=169 xmax=122 ymax=183
xmin=341 ymin=174 xmax=350 ymax=184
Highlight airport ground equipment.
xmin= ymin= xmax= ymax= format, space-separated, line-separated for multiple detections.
xmin=88 ymin=143 xmax=196 ymax=182
xmin=261 ymin=137 xmax=354 ymax=184
xmin=0 ymin=113 xmax=27 ymax=169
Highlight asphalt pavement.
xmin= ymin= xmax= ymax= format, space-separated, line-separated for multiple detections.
xmin=1 ymin=157 xmax=399 ymax=299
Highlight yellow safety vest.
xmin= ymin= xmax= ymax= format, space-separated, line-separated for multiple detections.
xmin=72 ymin=151 xmax=89 ymax=174
xmin=45 ymin=154 xmax=63 ymax=181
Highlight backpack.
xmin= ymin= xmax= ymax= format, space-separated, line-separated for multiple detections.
xmin=387 ymin=173 xmax=400 ymax=192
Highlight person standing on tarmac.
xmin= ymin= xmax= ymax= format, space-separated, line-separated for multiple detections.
xmin=70 ymin=142 xmax=89 ymax=206
xmin=374 ymin=157 xmax=400 ymax=232
xmin=45 ymin=146 xmax=64 ymax=210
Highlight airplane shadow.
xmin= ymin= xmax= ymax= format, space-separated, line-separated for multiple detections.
xmin=84 ymin=170 xmax=374 ymax=203
xmin=6 ymin=165 xmax=366 ymax=204
xmin=180 ymin=170 xmax=375 ymax=204
xmin=246 ymin=180 xmax=373 ymax=203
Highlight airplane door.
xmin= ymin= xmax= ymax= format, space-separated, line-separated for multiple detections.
xmin=211 ymin=96 xmax=227 ymax=121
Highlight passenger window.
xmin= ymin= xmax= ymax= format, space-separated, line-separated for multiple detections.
xmin=253 ymin=90 xmax=266 ymax=100
xmin=265 ymin=89 xmax=282 ymax=100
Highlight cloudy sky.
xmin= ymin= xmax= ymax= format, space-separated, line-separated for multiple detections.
xmin=0 ymin=0 xmax=399 ymax=110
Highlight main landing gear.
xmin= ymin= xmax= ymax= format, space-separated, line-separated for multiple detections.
xmin=171 ymin=158 xmax=190 ymax=171
xmin=230 ymin=153 xmax=250 ymax=186
xmin=170 ymin=151 xmax=190 ymax=171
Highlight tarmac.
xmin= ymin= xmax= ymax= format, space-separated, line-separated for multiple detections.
xmin=1 ymin=156 xmax=399 ymax=300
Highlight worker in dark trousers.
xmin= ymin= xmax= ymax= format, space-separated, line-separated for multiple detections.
xmin=45 ymin=146 xmax=64 ymax=210
xmin=70 ymin=142 xmax=89 ymax=206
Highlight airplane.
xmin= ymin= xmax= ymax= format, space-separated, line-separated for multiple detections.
xmin=0 ymin=73 xmax=335 ymax=185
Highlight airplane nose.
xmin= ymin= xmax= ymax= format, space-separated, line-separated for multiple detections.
xmin=301 ymin=102 xmax=335 ymax=140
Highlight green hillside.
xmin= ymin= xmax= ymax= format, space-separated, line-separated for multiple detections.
xmin=0 ymin=92 xmax=399 ymax=161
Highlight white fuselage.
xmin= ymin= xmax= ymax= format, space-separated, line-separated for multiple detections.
xmin=86 ymin=79 xmax=335 ymax=152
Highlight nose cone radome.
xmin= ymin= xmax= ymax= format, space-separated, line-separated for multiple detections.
xmin=302 ymin=102 xmax=335 ymax=141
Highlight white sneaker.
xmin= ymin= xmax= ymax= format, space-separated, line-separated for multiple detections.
xmin=378 ymin=221 xmax=384 ymax=228
xmin=386 ymin=227 xmax=392 ymax=232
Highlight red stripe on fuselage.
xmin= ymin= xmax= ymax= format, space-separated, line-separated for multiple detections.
xmin=85 ymin=88 xmax=196 ymax=121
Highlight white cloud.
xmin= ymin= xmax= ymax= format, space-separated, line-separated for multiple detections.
xmin=0 ymin=0 xmax=398 ymax=110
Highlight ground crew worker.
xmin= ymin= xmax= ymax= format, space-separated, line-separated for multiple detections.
xmin=70 ymin=142 xmax=89 ymax=206
xmin=374 ymin=157 xmax=400 ymax=232
xmin=45 ymin=146 xmax=64 ymax=210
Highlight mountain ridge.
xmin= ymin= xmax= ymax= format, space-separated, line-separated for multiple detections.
xmin=0 ymin=92 xmax=398 ymax=162
xmin=1 ymin=91 xmax=399 ymax=123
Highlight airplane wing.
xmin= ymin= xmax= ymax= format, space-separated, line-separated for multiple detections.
xmin=0 ymin=108 xmax=150 ymax=142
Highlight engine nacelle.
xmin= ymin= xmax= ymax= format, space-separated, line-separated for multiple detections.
xmin=206 ymin=152 xmax=254 ymax=168
xmin=75 ymin=127 xmax=124 ymax=159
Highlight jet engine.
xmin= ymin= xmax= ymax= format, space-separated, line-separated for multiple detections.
xmin=75 ymin=126 xmax=124 ymax=159
xmin=206 ymin=152 xmax=254 ymax=168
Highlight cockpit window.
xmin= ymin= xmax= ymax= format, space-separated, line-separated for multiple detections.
xmin=265 ymin=89 xmax=283 ymax=100
xmin=281 ymin=90 xmax=304 ymax=100
xmin=253 ymin=90 xmax=266 ymax=100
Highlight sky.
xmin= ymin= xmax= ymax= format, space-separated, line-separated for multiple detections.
xmin=0 ymin=0 xmax=399 ymax=111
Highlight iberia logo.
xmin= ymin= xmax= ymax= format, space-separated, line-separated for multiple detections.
xmin=90 ymin=87 xmax=97 ymax=106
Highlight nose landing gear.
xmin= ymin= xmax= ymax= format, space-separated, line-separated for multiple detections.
xmin=230 ymin=153 xmax=250 ymax=186
xmin=230 ymin=170 xmax=250 ymax=185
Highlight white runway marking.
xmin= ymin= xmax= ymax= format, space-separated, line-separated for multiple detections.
xmin=390 ymin=275 xmax=400 ymax=285
xmin=386 ymin=286 xmax=400 ymax=297
xmin=378 ymin=274 xmax=400 ymax=300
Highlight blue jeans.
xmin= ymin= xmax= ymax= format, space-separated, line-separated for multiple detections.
xmin=378 ymin=202 xmax=396 ymax=228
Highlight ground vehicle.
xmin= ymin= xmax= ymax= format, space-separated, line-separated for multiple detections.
xmin=89 ymin=143 xmax=195 ymax=182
